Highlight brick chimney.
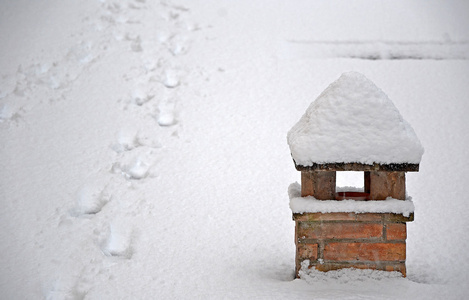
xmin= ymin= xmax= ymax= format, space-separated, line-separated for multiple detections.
xmin=292 ymin=163 xmax=416 ymax=277
xmin=287 ymin=72 xmax=423 ymax=277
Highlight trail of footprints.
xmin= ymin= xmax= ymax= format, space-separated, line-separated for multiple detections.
xmin=73 ymin=0 xmax=196 ymax=253
xmin=48 ymin=1 xmax=199 ymax=298
xmin=0 ymin=0 xmax=199 ymax=298
xmin=0 ymin=41 xmax=101 ymax=125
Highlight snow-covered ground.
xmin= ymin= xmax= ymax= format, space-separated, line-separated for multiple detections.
xmin=1 ymin=0 xmax=468 ymax=299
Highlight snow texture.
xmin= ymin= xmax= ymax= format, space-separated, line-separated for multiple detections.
xmin=289 ymin=182 xmax=415 ymax=216
xmin=1 ymin=0 xmax=469 ymax=299
xmin=287 ymin=71 xmax=424 ymax=166
xmin=298 ymin=260 xmax=403 ymax=284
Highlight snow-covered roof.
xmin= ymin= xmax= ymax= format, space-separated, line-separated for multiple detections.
xmin=287 ymin=72 xmax=424 ymax=167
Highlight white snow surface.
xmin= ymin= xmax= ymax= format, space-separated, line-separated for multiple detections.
xmin=287 ymin=71 xmax=424 ymax=166
xmin=288 ymin=182 xmax=415 ymax=216
xmin=1 ymin=0 xmax=469 ymax=299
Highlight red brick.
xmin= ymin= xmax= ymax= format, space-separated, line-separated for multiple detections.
xmin=298 ymin=222 xmax=382 ymax=240
xmin=297 ymin=244 xmax=318 ymax=260
xmin=315 ymin=263 xmax=379 ymax=272
xmin=294 ymin=212 xmax=355 ymax=222
xmin=301 ymin=171 xmax=336 ymax=199
xmin=384 ymin=213 xmax=414 ymax=223
xmin=387 ymin=223 xmax=407 ymax=240
xmin=324 ymin=243 xmax=406 ymax=261
xmin=369 ymin=171 xmax=405 ymax=200
xmin=356 ymin=214 xmax=383 ymax=222
xmin=294 ymin=212 xmax=382 ymax=222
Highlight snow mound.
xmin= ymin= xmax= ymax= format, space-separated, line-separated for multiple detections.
xmin=287 ymin=72 xmax=424 ymax=166
xmin=111 ymin=128 xmax=140 ymax=153
xmin=288 ymin=182 xmax=414 ymax=216
xmin=298 ymin=261 xmax=403 ymax=284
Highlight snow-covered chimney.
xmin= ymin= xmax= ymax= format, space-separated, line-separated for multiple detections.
xmin=288 ymin=72 xmax=423 ymax=277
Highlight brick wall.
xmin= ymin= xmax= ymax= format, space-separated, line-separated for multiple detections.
xmin=293 ymin=212 xmax=413 ymax=277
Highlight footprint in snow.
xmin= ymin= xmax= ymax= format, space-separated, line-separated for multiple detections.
xmin=125 ymin=33 xmax=143 ymax=52
xmin=123 ymin=158 xmax=150 ymax=179
xmin=102 ymin=222 xmax=134 ymax=259
xmin=130 ymin=85 xmax=154 ymax=106
xmin=168 ymin=35 xmax=190 ymax=56
xmin=46 ymin=276 xmax=87 ymax=300
xmin=111 ymin=128 xmax=162 ymax=153
xmin=111 ymin=128 xmax=139 ymax=153
xmin=0 ymin=103 xmax=24 ymax=124
xmin=73 ymin=183 xmax=111 ymax=216
xmin=134 ymin=131 xmax=162 ymax=148
xmin=161 ymin=69 xmax=180 ymax=88
xmin=103 ymin=2 xmax=122 ymax=15
xmin=157 ymin=111 xmax=176 ymax=127
xmin=156 ymin=100 xmax=177 ymax=127
xmin=112 ymin=155 xmax=155 ymax=180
